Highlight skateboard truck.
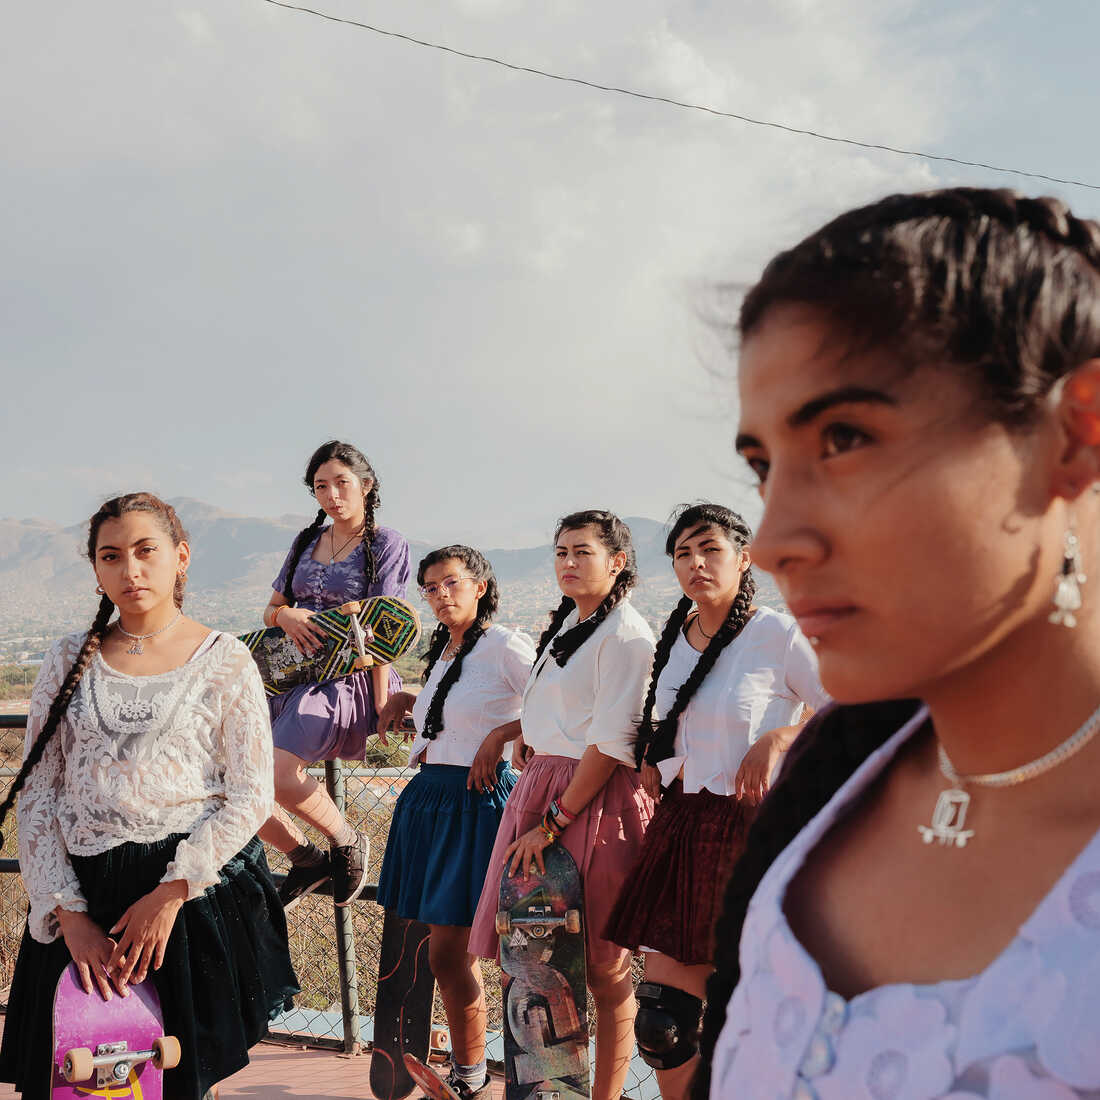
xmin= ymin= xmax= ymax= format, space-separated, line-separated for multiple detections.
xmin=339 ymin=601 xmax=376 ymax=670
xmin=495 ymin=905 xmax=581 ymax=939
xmin=63 ymin=1036 xmax=181 ymax=1087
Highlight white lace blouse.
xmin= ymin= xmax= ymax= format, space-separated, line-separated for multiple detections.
xmin=19 ymin=631 xmax=275 ymax=944
xmin=710 ymin=705 xmax=1100 ymax=1099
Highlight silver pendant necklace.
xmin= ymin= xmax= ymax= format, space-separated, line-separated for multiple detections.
xmin=919 ymin=700 xmax=1100 ymax=849
xmin=329 ymin=525 xmax=364 ymax=565
xmin=117 ymin=610 xmax=183 ymax=655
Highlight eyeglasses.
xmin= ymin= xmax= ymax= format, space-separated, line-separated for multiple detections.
xmin=418 ymin=576 xmax=476 ymax=599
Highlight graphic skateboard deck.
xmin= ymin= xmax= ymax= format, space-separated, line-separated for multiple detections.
xmin=52 ymin=963 xmax=181 ymax=1099
xmin=497 ymin=844 xmax=589 ymax=1100
xmin=241 ymin=595 xmax=421 ymax=696
xmin=402 ymin=1055 xmax=461 ymax=1100
xmin=370 ymin=911 xmax=441 ymax=1100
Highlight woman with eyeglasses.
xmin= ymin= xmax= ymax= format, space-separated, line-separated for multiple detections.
xmin=375 ymin=546 xmax=535 ymax=1100
xmin=259 ymin=441 xmax=410 ymax=910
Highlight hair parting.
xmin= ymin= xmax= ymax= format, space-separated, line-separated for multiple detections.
xmin=417 ymin=546 xmax=500 ymax=739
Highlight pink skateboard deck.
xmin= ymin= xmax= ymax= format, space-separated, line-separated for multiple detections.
xmin=52 ymin=963 xmax=180 ymax=1099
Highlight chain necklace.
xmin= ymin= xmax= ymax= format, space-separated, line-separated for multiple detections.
xmin=328 ymin=525 xmax=364 ymax=565
xmin=116 ymin=610 xmax=183 ymax=655
xmin=918 ymin=700 xmax=1100 ymax=849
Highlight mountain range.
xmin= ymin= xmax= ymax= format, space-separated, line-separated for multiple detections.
xmin=0 ymin=500 xmax=781 ymax=658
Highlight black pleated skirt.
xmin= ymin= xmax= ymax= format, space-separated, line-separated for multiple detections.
xmin=0 ymin=833 xmax=299 ymax=1100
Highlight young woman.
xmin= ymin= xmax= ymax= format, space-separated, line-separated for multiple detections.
xmin=694 ymin=189 xmax=1100 ymax=1099
xmin=259 ymin=440 xmax=410 ymax=908
xmin=469 ymin=510 xmax=656 ymax=1100
xmin=375 ymin=546 xmax=535 ymax=1100
xmin=604 ymin=502 xmax=827 ymax=1100
xmin=0 ymin=493 xmax=298 ymax=1100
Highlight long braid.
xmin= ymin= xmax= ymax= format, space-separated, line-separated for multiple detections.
xmin=421 ymin=623 xmax=450 ymax=684
xmin=644 ymin=572 xmax=756 ymax=767
xmin=534 ymin=597 xmax=576 ymax=662
xmin=282 ymin=507 xmax=327 ymax=605
xmin=0 ymin=594 xmax=114 ymax=842
xmin=693 ymin=699 xmax=923 ymax=1100
xmin=633 ymin=595 xmax=693 ymax=767
xmin=549 ymin=570 xmax=635 ymax=668
xmin=415 ymin=545 xmax=500 ymax=739
xmin=360 ymin=484 xmax=380 ymax=587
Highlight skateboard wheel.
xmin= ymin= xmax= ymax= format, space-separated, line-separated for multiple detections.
xmin=565 ymin=909 xmax=581 ymax=934
xmin=353 ymin=655 xmax=374 ymax=670
xmin=495 ymin=911 xmax=511 ymax=936
xmin=63 ymin=1048 xmax=94 ymax=1083
xmin=431 ymin=1028 xmax=450 ymax=1051
xmin=153 ymin=1035 xmax=182 ymax=1070
xmin=339 ymin=601 xmax=362 ymax=615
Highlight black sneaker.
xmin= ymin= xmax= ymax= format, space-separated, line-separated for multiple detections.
xmin=421 ymin=1068 xmax=491 ymax=1100
xmin=331 ymin=832 xmax=369 ymax=906
xmin=278 ymin=854 xmax=332 ymax=911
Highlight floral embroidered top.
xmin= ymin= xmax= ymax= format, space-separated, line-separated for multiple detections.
xmin=19 ymin=631 xmax=274 ymax=945
xmin=710 ymin=704 xmax=1100 ymax=1099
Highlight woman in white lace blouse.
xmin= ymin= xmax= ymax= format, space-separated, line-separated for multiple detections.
xmin=0 ymin=493 xmax=298 ymax=1100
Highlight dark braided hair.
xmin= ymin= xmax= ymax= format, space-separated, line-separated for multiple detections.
xmin=283 ymin=441 xmax=382 ymax=605
xmin=0 ymin=493 xmax=189 ymax=843
xmin=416 ymin=546 xmax=500 ymax=739
xmin=693 ymin=187 xmax=1100 ymax=1099
xmin=634 ymin=504 xmax=756 ymax=769
xmin=534 ymin=511 xmax=639 ymax=668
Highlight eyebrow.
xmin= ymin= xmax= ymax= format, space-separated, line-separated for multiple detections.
xmin=97 ymin=538 xmax=157 ymax=551
xmin=556 ymin=541 xmax=594 ymax=549
xmin=735 ymin=385 xmax=896 ymax=453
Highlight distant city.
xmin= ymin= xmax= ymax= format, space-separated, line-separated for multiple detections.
xmin=0 ymin=499 xmax=782 ymax=666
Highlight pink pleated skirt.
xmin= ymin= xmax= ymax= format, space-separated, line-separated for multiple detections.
xmin=468 ymin=753 xmax=653 ymax=970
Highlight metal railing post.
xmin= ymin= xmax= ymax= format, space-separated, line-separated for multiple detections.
xmin=324 ymin=758 xmax=362 ymax=1054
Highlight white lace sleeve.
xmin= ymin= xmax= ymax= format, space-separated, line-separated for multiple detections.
xmin=19 ymin=635 xmax=89 ymax=944
xmin=161 ymin=641 xmax=274 ymax=898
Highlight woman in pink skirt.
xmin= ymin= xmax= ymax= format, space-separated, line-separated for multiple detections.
xmin=603 ymin=502 xmax=827 ymax=1100
xmin=469 ymin=510 xmax=656 ymax=1100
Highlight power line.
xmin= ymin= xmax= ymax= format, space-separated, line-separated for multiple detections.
xmin=259 ymin=0 xmax=1100 ymax=193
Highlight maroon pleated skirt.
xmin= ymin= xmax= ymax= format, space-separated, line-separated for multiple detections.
xmin=603 ymin=780 xmax=755 ymax=965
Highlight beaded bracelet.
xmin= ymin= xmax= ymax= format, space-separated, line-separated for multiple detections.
xmin=538 ymin=814 xmax=558 ymax=844
xmin=271 ymin=605 xmax=284 ymax=627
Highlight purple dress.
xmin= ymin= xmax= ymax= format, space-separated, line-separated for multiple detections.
xmin=269 ymin=525 xmax=410 ymax=762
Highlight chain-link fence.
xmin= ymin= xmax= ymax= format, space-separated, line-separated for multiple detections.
xmin=0 ymin=715 xmax=660 ymax=1098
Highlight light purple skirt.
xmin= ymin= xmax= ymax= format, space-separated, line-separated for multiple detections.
xmin=269 ymin=666 xmax=402 ymax=762
xmin=468 ymin=753 xmax=653 ymax=970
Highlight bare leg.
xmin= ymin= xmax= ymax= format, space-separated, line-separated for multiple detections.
xmin=269 ymin=747 xmax=352 ymax=842
xmin=258 ymin=804 xmax=307 ymax=854
xmin=587 ymin=951 xmax=636 ymax=1100
xmin=428 ymin=925 xmax=486 ymax=1067
xmin=642 ymin=953 xmax=711 ymax=1100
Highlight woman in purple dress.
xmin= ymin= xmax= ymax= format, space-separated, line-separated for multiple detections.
xmin=258 ymin=441 xmax=410 ymax=908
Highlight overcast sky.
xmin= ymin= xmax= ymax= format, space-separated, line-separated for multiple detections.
xmin=4 ymin=1 xmax=1100 ymax=548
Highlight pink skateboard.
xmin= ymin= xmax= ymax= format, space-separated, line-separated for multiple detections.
xmin=402 ymin=1054 xmax=461 ymax=1100
xmin=51 ymin=963 xmax=181 ymax=1098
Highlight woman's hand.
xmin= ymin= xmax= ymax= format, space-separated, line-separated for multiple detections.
xmin=57 ymin=909 xmax=129 ymax=1000
xmin=468 ymin=728 xmax=507 ymax=793
xmin=277 ymin=606 xmax=324 ymax=656
xmin=735 ymin=726 xmax=799 ymax=805
xmin=641 ymin=762 xmax=663 ymax=802
xmin=511 ymin=734 xmax=533 ymax=773
xmin=107 ymin=880 xmax=188 ymax=985
xmin=375 ymin=691 xmax=415 ymax=747
xmin=503 ymin=825 xmax=555 ymax=877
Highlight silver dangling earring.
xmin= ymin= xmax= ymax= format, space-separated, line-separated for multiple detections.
xmin=1050 ymin=515 xmax=1087 ymax=628
xmin=95 ymin=585 xmax=105 ymax=595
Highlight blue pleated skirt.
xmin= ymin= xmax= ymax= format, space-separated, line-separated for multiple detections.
xmin=377 ymin=760 xmax=516 ymax=927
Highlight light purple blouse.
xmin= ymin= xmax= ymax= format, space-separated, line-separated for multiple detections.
xmin=272 ymin=524 xmax=410 ymax=610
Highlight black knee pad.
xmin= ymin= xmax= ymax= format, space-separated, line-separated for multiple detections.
xmin=634 ymin=982 xmax=703 ymax=1070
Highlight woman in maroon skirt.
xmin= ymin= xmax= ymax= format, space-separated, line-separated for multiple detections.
xmin=469 ymin=510 xmax=655 ymax=1100
xmin=604 ymin=503 xmax=828 ymax=1100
